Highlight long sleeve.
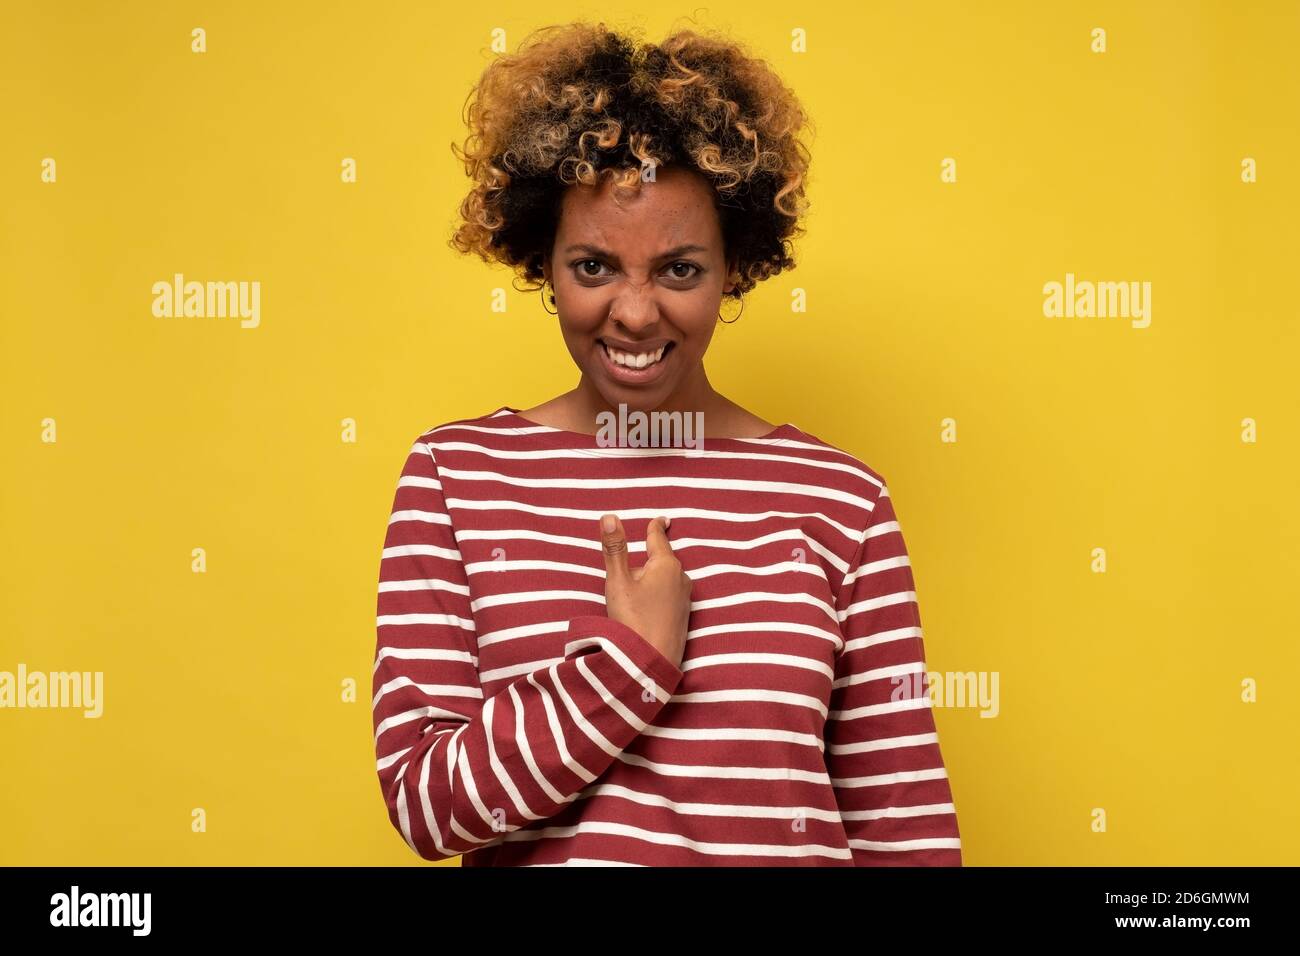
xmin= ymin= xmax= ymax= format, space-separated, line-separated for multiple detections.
xmin=825 ymin=478 xmax=963 ymax=865
xmin=371 ymin=434 xmax=686 ymax=862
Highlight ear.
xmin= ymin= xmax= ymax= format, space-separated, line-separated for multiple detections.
xmin=541 ymin=254 xmax=552 ymax=286
xmin=722 ymin=254 xmax=740 ymax=295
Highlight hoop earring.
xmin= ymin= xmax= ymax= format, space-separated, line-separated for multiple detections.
xmin=541 ymin=280 xmax=557 ymax=316
xmin=718 ymin=295 xmax=745 ymax=324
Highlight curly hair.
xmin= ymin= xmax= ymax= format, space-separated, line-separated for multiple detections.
xmin=448 ymin=21 xmax=814 ymax=300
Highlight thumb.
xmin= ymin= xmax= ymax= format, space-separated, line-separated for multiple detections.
xmin=599 ymin=514 xmax=630 ymax=586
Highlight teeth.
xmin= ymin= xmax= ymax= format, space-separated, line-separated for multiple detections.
xmin=604 ymin=343 xmax=667 ymax=369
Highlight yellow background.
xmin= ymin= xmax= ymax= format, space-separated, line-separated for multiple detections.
xmin=2 ymin=1 xmax=1296 ymax=865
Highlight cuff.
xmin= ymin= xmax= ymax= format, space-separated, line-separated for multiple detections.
xmin=565 ymin=614 xmax=685 ymax=696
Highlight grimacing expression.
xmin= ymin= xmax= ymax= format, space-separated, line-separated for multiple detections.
xmin=543 ymin=165 xmax=739 ymax=411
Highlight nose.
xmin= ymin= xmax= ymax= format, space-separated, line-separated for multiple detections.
xmin=607 ymin=286 xmax=661 ymax=332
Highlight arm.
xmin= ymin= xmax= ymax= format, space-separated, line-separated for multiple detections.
xmin=825 ymin=478 xmax=963 ymax=865
xmin=371 ymin=435 xmax=685 ymax=861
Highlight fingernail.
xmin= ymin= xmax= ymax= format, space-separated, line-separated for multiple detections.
xmin=662 ymin=515 xmax=672 ymax=529
xmin=601 ymin=514 xmax=616 ymax=533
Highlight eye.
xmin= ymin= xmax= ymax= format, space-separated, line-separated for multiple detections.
xmin=573 ymin=258 xmax=611 ymax=279
xmin=664 ymin=261 xmax=702 ymax=281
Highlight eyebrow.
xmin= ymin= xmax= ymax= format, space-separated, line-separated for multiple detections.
xmin=562 ymin=243 xmax=709 ymax=263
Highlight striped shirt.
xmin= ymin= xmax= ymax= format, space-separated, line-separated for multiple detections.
xmin=371 ymin=405 xmax=962 ymax=866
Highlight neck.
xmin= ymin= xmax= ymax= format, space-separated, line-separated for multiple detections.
xmin=568 ymin=363 xmax=729 ymax=433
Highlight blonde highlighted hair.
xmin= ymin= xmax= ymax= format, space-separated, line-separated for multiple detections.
xmin=449 ymin=21 xmax=814 ymax=298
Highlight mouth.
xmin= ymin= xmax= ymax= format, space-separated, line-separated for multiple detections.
xmin=596 ymin=339 xmax=676 ymax=384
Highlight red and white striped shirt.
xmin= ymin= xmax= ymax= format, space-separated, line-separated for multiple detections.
xmin=372 ymin=405 xmax=962 ymax=866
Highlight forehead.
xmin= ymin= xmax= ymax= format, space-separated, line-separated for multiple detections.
xmin=556 ymin=165 xmax=722 ymax=250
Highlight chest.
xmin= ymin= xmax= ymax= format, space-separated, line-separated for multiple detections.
xmin=459 ymin=500 xmax=847 ymax=732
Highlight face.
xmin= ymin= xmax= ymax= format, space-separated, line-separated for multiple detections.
xmin=542 ymin=164 xmax=739 ymax=414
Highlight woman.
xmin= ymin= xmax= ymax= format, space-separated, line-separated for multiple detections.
xmin=371 ymin=21 xmax=962 ymax=866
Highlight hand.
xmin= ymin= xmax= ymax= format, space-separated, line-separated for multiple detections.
xmin=598 ymin=514 xmax=692 ymax=670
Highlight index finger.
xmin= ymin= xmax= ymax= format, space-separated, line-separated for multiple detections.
xmin=644 ymin=515 xmax=673 ymax=561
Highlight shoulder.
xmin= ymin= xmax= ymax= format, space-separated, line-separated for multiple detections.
xmin=770 ymin=423 xmax=890 ymax=509
xmin=394 ymin=408 xmax=525 ymax=476
xmin=411 ymin=405 xmax=521 ymax=445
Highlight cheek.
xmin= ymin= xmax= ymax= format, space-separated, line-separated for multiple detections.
xmin=680 ymin=314 xmax=719 ymax=355
xmin=557 ymin=320 xmax=604 ymax=371
xmin=555 ymin=292 xmax=608 ymax=333
xmin=556 ymin=306 xmax=604 ymax=345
